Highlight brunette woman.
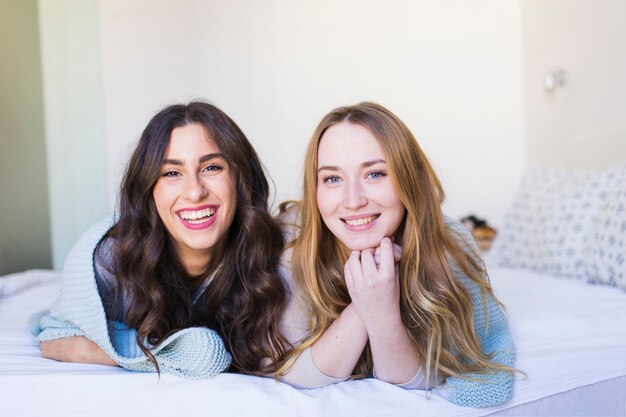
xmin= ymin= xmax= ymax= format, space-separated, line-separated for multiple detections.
xmin=34 ymin=101 xmax=286 ymax=376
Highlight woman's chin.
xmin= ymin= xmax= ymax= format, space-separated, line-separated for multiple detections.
xmin=342 ymin=237 xmax=384 ymax=252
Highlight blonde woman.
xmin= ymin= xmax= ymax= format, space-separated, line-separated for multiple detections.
xmin=276 ymin=102 xmax=515 ymax=408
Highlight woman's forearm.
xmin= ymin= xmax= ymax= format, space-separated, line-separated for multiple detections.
xmin=40 ymin=336 xmax=118 ymax=366
xmin=367 ymin=317 xmax=421 ymax=384
xmin=310 ymin=304 xmax=368 ymax=378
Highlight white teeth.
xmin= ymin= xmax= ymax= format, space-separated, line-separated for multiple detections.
xmin=345 ymin=216 xmax=376 ymax=226
xmin=186 ymin=218 xmax=209 ymax=225
xmin=179 ymin=208 xmax=215 ymax=221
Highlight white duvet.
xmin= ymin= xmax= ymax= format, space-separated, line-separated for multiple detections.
xmin=1 ymin=267 xmax=625 ymax=417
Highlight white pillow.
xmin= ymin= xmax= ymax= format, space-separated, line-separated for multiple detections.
xmin=490 ymin=162 xmax=625 ymax=281
xmin=0 ymin=269 xmax=61 ymax=297
xmin=586 ymin=166 xmax=626 ymax=288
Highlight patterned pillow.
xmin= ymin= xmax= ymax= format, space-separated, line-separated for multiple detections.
xmin=586 ymin=167 xmax=626 ymax=288
xmin=490 ymin=162 xmax=625 ymax=282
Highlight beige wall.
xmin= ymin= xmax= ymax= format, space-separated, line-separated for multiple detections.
xmin=5 ymin=1 xmax=624 ymax=272
xmin=0 ymin=0 xmax=51 ymax=275
xmin=522 ymin=0 xmax=626 ymax=169
xmin=25 ymin=0 xmax=625 ymax=270
xmin=99 ymin=0 xmax=526 ymax=228
xmin=38 ymin=0 xmax=108 ymax=269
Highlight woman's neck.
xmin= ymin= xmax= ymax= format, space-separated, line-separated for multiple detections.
xmin=179 ymin=240 xmax=226 ymax=282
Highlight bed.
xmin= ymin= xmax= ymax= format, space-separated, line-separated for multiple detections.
xmin=2 ymin=160 xmax=625 ymax=416
xmin=1 ymin=263 xmax=625 ymax=417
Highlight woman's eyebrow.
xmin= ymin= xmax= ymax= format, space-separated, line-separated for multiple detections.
xmin=161 ymin=153 xmax=226 ymax=165
xmin=317 ymin=159 xmax=385 ymax=173
xmin=317 ymin=165 xmax=338 ymax=173
xmin=199 ymin=153 xmax=226 ymax=164
xmin=362 ymin=159 xmax=385 ymax=168
xmin=161 ymin=158 xmax=183 ymax=166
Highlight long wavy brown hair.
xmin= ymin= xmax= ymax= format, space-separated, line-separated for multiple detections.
xmin=279 ymin=102 xmax=513 ymax=385
xmin=98 ymin=101 xmax=286 ymax=374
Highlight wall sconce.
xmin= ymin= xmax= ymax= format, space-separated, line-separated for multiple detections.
xmin=544 ymin=69 xmax=566 ymax=92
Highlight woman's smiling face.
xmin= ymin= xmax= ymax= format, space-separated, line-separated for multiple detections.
xmin=316 ymin=121 xmax=406 ymax=251
xmin=152 ymin=123 xmax=237 ymax=270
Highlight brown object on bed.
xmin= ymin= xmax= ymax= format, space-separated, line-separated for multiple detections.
xmin=471 ymin=226 xmax=497 ymax=251
xmin=460 ymin=215 xmax=497 ymax=251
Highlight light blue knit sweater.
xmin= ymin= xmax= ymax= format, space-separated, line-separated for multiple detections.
xmin=29 ymin=216 xmax=231 ymax=378
xmin=443 ymin=218 xmax=516 ymax=408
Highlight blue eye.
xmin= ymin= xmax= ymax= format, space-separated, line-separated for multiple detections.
xmin=323 ymin=175 xmax=341 ymax=184
xmin=367 ymin=171 xmax=386 ymax=180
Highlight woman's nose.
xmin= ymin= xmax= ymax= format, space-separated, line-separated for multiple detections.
xmin=342 ymin=180 xmax=367 ymax=210
xmin=184 ymin=175 xmax=208 ymax=201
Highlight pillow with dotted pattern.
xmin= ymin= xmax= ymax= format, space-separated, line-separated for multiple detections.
xmin=490 ymin=161 xmax=626 ymax=287
xmin=585 ymin=167 xmax=626 ymax=288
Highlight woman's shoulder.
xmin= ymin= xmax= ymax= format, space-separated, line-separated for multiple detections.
xmin=275 ymin=202 xmax=300 ymax=283
xmin=276 ymin=201 xmax=302 ymax=244
xmin=94 ymin=233 xmax=116 ymax=282
xmin=441 ymin=214 xmax=486 ymax=290
xmin=61 ymin=215 xmax=117 ymax=295
xmin=442 ymin=214 xmax=479 ymax=254
xmin=75 ymin=215 xmax=117 ymax=251
xmin=64 ymin=215 xmax=116 ymax=267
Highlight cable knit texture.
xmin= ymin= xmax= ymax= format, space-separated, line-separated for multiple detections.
xmin=444 ymin=218 xmax=516 ymax=407
xmin=29 ymin=216 xmax=231 ymax=378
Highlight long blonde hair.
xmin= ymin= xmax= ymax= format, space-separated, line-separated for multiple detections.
xmin=279 ymin=102 xmax=512 ymax=385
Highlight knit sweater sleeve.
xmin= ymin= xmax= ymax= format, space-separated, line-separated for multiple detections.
xmin=29 ymin=215 xmax=231 ymax=378
xmin=443 ymin=217 xmax=516 ymax=408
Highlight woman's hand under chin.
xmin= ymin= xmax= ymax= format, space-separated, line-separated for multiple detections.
xmin=344 ymin=237 xmax=403 ymax=331
xmin=373 ymin=241 xmax=402 ymax=268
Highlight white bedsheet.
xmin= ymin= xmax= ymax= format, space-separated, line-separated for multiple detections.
xmin=1 ymin=267 xmax=625 ymax=417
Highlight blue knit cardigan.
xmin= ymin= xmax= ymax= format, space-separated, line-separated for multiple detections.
xmin=442 ymin=219 xmax=516 ymax=407
xmin=29 ymin=216 xmax=231 ymax=378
